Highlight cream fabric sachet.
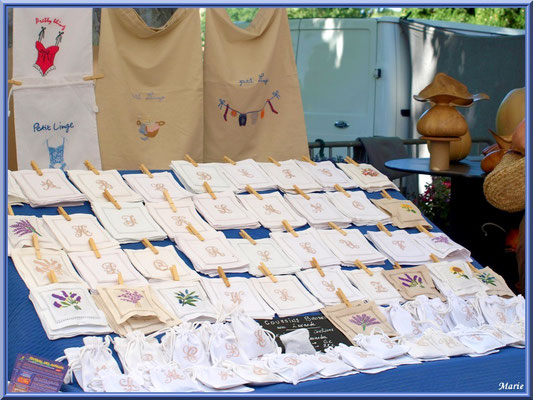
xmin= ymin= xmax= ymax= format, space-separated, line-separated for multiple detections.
xmin=8 ymin=215 xmax=61 ymax=255
xmin=220 ymin=159 xmax=277 ymax=191
xmin=124 ymin=245 xmax=200 ymax=282
xmin=284 ymin=193 xmax=352 ymax=229
xmin=382 ymin=265 xmax=445 ymax=301
xmin=170 ymin=160 xmax=237 ymax=193
xmin=91 ymin=202 xmax=166 ymax=244
xmin=295 ymin=160 xmax=357 ymax=190
xmin=67 ymin=170 xmax=143 ymax=203
xmin=472 ymin=266 xmax=515 ymax=297
xmin=12 ymin=169 xmax=87 ymax=207
xmin=337 ymin=163 xmax=399 ymax=192
xmin=251 ymin=275 xmax=323 ymax=317
xmin=42 ymin=213 xmax=120 ymax=252
xmin=343 ymin=267 xmax=404 ymax=305
xmin=258 ymin=160 xmax=322 ymax=193
xmin=122 ymin=171 xmax=192 ymax=203
xmin=370 ymin=198 xmax=430 ymax=229
xmin=325 ymin=191 xmax=391 ymax=226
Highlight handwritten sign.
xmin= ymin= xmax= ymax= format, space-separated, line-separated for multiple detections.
xmin=258 ymin=314 xmax=351 ymax=352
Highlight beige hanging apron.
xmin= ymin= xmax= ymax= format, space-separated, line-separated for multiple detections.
xmin=203 ymin=8 xmax=308 ymax=162
xmin=96 ymin=9 xmax=203 ymax=169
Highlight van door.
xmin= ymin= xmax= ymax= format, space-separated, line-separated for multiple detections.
xmin=292 ymin=18 xmax=378 ymax=142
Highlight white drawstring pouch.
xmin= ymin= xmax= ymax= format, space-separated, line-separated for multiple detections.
xmin=412 ymin=295 xmax=454 ymax=333
xmin=399 ymin=334 xmax=449 ymax=361
xmin=222 ymin=360 xmax=284 ymax=386
xmin=333 ymin=344 xmax=395 ymax=374
xmin=447 ymin=292 xmax=483 ymax=329
xmin=263 ymin=353 xmax=324 ymax=385
xmin=206 ymin=322 xmax=251 ymax=365
xmin=448 ymin=325 xmax=504 ymax=356
xmin=311 ymin=351 xmax=356 ymax=378
xmin=386 ymin=301 xmax=427 ymax=338
xmin=475 ymin=295 xmax=525 ymax=347
xmin=353 ymin=328 xmax=410 ymax=360
xmin=280 ymin=328 xmax=316 ymax=355
xmin=194 ymin=366 xmax=252 ymax=391
xmin=230 ymin=311 xmax=278 ymax=359
xmin=149 ymin=363 xmax=202 ymax=392
xmin=98 ymin=369 xmax=147 ymax=392
xmin=478 ymin=324 xmax=521 ymax=348
xmin=424 ymin=327 xmax=472 ymax=357
xmin=160 ymin=324 xmax=211 ymax=369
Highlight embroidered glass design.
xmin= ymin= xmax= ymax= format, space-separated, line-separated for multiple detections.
xmin=52 ymin=291 xmax=81 ymax=310
xmin=349 ymin=313 xmax=380 ymax=331
xmin=398 ymin=273 xmax=425 ymax=288
xmin=450 ymin=266 xmax=469 ymax=279
xmin=175 ymin=289 xmax=200 ymax=306
xmin=117 ymin=289 xmax=143 ymax=304
xmin=10 ymin=219 xmax=41 ymax=237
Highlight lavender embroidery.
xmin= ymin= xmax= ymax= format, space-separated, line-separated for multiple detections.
xmin=398 ymin=273 xmax=425 ymax=288
xmin=118 ymin=289 xmax=144 ymax=304
xmin=52 ymin=291 xmax=81 ymax=310
xmin=349 ymin=313 xmax=380 ymax=331
xmin=10 ymin=219 xmax=41 ymax=237
xmin=431 ymin=235 xmax=451 ymax=245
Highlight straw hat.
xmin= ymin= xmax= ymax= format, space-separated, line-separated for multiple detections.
xmin=414 ymin=72 xmax=489 ymax=107
xmin=483 ymin=152 xmax=525 ymax=213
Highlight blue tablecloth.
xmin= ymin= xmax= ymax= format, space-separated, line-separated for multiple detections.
xmin=6 ymin=170 xmax=526 ymax=394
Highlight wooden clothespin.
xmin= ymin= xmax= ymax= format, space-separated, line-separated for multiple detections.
xmin=429 ymin=253 xmax=440 ymax=263
xmin=203 ymin=181 xmax=216 ymax=200
xmin=467 ymin=261 xmax=479 ymax=273
xmin=89 ymin=238 xmax=101 ymax=258
xmin=186 ymin=223 xmax=205 ymax=241
xmin=117 ymin=272 xmax=124 ymax=285
xmin=416 ymin=225 xmax=434 ymax=238
xmin=355 ymin=259 xmax=373 ymax=276
xmin=223 ymin=155 xmax=236 ymax=165
xmin=301 ymin=155 xmax=317 ymax=166
xmin=84 ymin=160 xmax=100 ymax=175
xmin=170 ymin=265 xmax=180 ymax=281
xmin=381 ymin=190 xmax=393 ymax=200
xmin=293 ymin=185 xmax=310 ymax=200
xmin=336 ymin=288 xmax=352 ymax=307
xmin=239 ymin=229 xmax=256 ymax=245
xmin=103 ymin=189 xmax=121 ymax=209
xmin=47 ymin=270 xmax=58 ymax=283
xmin=377 ymin=222 xmax=392 ymax=237
xmin=218 ymin=266 xmax=230 ymax=287
xmin=259 ymin=262 xmax=277 ymax=283
xmin=30 ymin=160 xmax=43 ymax=176
xmin=32 ymin=234 xmax=41 ymax=260
xmin=57 ymin=206 xmax=71 ymax=221
xmin=311 ymin=257 xmax=325 ymax=277
xmin=245 ymin=185 xmax=263 ymax=200
xmin=7 ymin=204 xmax=14 ymax=216
xmin=345 ymin=156 xmax=359 ymax=166
xmin=184 ymin=154 xmax=198 ymax=167
xmin=282 ymin=220 xmax=298 ymax=237
xmin=140 ymin=163 xmax=153 ymax=178
xmin=163 ymin=189 xmax=177 ymax=212
xmin=268 ymin=156 xmax=281 ymax=166
xmin=328 ymin=222 xmax=347 ymax=236
xmin=393 ymin=262 xmax=402 ymax=269
xmin=8 ymin=79 xmax=22 ymax=86
xmin=334 ymin=184 xmax=351 ymax=198
xmin=142 ymin=238 xmax=159 ymax=255
xmin=83 ymin=73 xmax=104 ymax=81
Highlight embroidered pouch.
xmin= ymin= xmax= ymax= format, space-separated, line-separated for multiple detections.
xmin=382 ymin=265 xmax=444 ymax=301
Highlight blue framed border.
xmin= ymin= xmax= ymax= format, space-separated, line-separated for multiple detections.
xmin=0 ymin=1 xmax=530 ymax=398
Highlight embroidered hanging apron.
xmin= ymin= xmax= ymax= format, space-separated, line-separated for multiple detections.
xmin=203 ymin=8 xmax=308 ymax=162
xmin=96 ymin=9 xmax=203 ymax=169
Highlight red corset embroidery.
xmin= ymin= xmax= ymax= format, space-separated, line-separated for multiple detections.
xmin=34 ymin=41 xmax=60 ymax=77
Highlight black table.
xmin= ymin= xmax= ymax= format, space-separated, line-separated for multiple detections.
xmin=385 ymin=157 xmax=522 ymax=288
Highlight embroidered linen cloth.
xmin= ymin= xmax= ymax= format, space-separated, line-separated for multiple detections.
xmin=8 ymin=215 xmax=62 ymax=255
xmin=29 ymin=283 xmax=111 ymax=340
xmin=150 ymin=280 xmax=217 ymax=322
xmin=472 ymin=267 xmax=515 ymax=297
xmin=295 ymin=160 xmax=357 ymax=190
xmin=11 ymin=248 xmax=85 ymax=289
xmin=93 ymin=285 xmax=180 ymax=336
xmin=123 ymin=245 xmax=200 ymax=282
xmin=258 ymin=160 xmax=322 ymax=193
xmin=174 ymin=231 xmax=249 ymax=276
xmin=382 ymin=265 xmax=445 ymax=301
xmin=229 ymin=238 xmax=301 ymax=276
xmin=251 ymin=275 xmax=323 ymax=317
xmin=337 ymin=163 xmax=399 ymax=192
xmin=220 ymin=159 xmax=277 ymax=191
xmin=284 ymin=193 xmax=352 ymax=229
xmin=145 ymin=199 xmax=216 ymax=238
xmin=12 ymin=169 xmax=87 ymax=207
xmin=370 ymin=198 xmax=431 ymax=229
xmin=317 ymin=229 xmax=387 ymax=266
xmin=122 ymin=171 xmax=192 ymax=203
xmin=296 ymin=266 xmax=366 ymax=306
xmin=425 ymin=261 xmax=487 ymax=297
xmin=237 ymin=192 xmax=307 ymax=231
xmin=343 ymin=268 xmax=404 ymax=305
xmin=68 ymin=248 xmax=147 ymax=290
xmin=42 ymin=213 xmax=119 ymax=252
xmin=91 ymin=202 xmax=166 ymax=244
xmin=170 ymin=161 xmax=237 ymax=193
xmin=201 ymin=277 xmax=275 ymax=319
xmin=270 ymin=228 xmax=340 ymax=269
xmin=192 ymin=191 xmax=260 ymax=230
xmin=68 ymin=170 xmax=143 ymax=203
xmin=325 ymin=191 xmax=391 ymax=226
xmin=412 ymin=232 xmax=471 ymax=261
xmin=366 ymin=230 xmax=431 ymax=265
xmin=8 ymin=170 xmax=28 ymax=204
